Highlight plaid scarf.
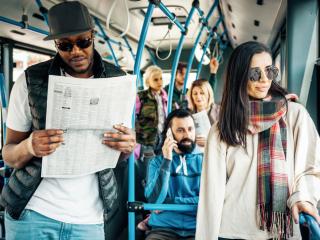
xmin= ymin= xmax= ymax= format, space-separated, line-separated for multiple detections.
xmin=248 ymin=94 xmax=297 ymax=239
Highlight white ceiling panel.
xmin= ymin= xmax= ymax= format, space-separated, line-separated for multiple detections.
xmin=0 ymin=0 xmax=286 ymax=70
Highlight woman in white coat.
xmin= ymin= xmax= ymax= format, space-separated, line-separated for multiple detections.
xmin=196 ymin=41 xmax=320 ymax=240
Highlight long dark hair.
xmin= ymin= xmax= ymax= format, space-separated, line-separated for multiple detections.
xmin=218 ymin=41 xmax=288 ymax=147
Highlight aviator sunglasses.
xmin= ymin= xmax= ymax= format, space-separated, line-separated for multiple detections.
xmin=55 ymin=37 xmax=93 ymax=52
xmin=248 ymin=65 xmax=279 ymax=82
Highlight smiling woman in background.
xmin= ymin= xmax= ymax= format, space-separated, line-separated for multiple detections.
xmin=187 ymin=79 xmax=219 ymax=148
xmin=196 ymin=41 xmax=320 ymax=240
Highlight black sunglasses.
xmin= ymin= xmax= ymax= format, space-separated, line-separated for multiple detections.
xmin=55 ymin=37 xmax=93 ymax=52
xmin=248 ymin=65 xmax=279 ymax=82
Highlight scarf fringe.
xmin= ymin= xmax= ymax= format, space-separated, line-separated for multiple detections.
xmin=258 ymin=204 xmax=293 ymax=239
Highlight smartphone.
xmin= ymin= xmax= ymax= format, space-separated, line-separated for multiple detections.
xmin=166 ymin=128 xmax=173 ymax=140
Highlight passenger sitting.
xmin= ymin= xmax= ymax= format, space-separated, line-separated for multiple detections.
xmin=144 ymin=109 xmax=203 ymax=240
xmin=187 ymin=79 xmax=220 ymax=148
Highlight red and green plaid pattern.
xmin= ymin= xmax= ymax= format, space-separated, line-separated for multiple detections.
xmin=248 ymin=94 xmax=295 ymax=238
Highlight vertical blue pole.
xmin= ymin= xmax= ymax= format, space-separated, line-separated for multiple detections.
xmin=94 ymin=17 xmax=120 ymax=67
xmin=133 ymin=4 xmax=155 ymax=88
xmin=167 ymin=6 xmax=196 ymax=113
xmin=182 ymin=0 xmax=219 ymax=94
xmin=0 ymin=73 xmax=7 ymax=145
xmin=129 ymin=4 xmax=155 ymax=240
xmin=0 ymin=73 xmax=8 ymax=185
xmin=0 ymin=74 xmax=7 ymax=109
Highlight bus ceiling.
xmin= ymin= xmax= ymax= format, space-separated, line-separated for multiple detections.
xmin=0 ymin=0 xmax=286 ymax=68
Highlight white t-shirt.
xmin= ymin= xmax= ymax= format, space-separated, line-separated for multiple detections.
xmin=6 ymin=73 xmax=104 ymax=224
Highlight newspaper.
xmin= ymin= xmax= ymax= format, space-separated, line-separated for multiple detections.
xmin=192 ymin=110 xmax=211 ymax=137
xmin=42 ymin=75 xmax=136 ymax=178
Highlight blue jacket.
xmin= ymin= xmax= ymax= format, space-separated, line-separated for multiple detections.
xmin=145 ymin=147 xmax=203 ymax=236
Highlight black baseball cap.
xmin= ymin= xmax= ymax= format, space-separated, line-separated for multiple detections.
xmin=44 ymin=1 xmax=94 ymax=41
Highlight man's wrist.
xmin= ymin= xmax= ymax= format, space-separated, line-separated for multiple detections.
xmin=25 ymin=133 xmax=36 ymax=156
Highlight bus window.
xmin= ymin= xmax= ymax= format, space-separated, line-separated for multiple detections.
xmin=162 ymin=71 xmax=197 ymax=89
xmin=0 ymin=49 xmax=51 ymax=149
xmin=13 ymin=48 xmax=51 ymax=82
xmin=274 ymin=53 xmax=282 ymax=84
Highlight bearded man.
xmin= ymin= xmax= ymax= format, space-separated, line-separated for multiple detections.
xmin=144 ymin=109 xmax=203 ymax=240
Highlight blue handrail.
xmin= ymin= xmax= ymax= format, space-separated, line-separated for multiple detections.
xmin=300 ymin=213 xmax=320 ymax=240
xmin=94 ymin=33 xmax=123 ymax=47
xmin=0 ymin=73 xmax=7 ymax=145
xmin=94 ymin=17 xmax=119 ymax=67
xmin=133 ymin=4 xmax=155 ymax=89
xmin=0 ymin=16 xmax=49 ymax=36
xmin=35 ymin=0 xmax=49 ymax=24
xmin=0 ymin=10 xmax=129 ymax=63
xmin=167 ymin=2 xmax=200 ymax=113
xmin=182 ymin=0 xmax=219 ymax=95
xmin=0 ymin=73 xmax=8 ymax=186
xmin=144 ymin=203 xmax=197 ymax=212
xmin=94 ymin=32 xmax=131 ymax=50
xmin=129 ymin=1 xmax=201 ymax=239
xmin=0 ymin=74 xmax=7 ymax=110
xmin=130 ymin=3 xmax=155 ymax=239
xmin=158 ymin=2 xmax=186 ymax=33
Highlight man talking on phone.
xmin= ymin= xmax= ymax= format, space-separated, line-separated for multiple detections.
xmin=144 ymin=109 xmax=203 ymax=240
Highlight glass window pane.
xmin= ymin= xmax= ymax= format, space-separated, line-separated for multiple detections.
xmin=13 ymin=49 xmax=51 ymax=82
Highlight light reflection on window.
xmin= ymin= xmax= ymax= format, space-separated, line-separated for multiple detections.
xmin=13 ymin=49 xmax=51 ymax=82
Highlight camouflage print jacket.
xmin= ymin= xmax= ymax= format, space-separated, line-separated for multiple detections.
xmin=135 ymin=88 xmax=168 ymax=146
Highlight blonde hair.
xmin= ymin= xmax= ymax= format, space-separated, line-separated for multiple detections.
xmin=187 ymin=79 xmax=214 ymax=112
xmin=143 ymin=65 xmax=163 ymax=88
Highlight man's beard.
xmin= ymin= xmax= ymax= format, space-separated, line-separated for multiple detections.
xmin=177 ymin=138 xmax=195 ymax=154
